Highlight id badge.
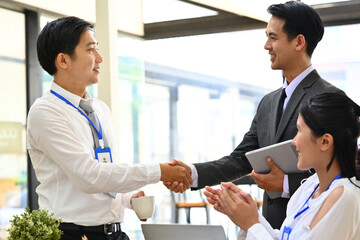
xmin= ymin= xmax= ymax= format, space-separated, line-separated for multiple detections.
xmin=281 ymin=226 xmax=291 ymax=240
xmin=95 ymin=147 xmax=113 ymax=163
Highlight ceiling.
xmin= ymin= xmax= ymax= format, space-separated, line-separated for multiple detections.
xmin=143 ymin=0 xmax=360 ymax=40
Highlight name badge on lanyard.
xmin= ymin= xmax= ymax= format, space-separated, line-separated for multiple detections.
xmin=281 ymin=226 xmax=291 ymax=240
xmin=95 ymin=147 xmax=112 ymax=163
xmin=51 ymin=89 xmax=113 ymax=163
xmin=281 ymin=173 xmax=342 ymax=240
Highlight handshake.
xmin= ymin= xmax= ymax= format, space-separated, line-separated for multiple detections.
xmin=160 ymin=159 xmax=192 ymax=193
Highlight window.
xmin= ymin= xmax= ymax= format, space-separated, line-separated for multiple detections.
xmin=0 ymin=7 xmax=27 ymax=238
xmin=117 ymin=31 xmax=266 ymax=238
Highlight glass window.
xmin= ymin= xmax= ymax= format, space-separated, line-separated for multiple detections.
xmin=117 ymin=32 xmax=265 ymax=239
xmin=116 ymin=35 xmax=170 ymax=239
xmin=177 ymin=85 xmax=257 ymax=164
xmin=0 ymin=7 xmax=27 ymax=239
xmin=313 ymin=23 xmax=360 ymax=104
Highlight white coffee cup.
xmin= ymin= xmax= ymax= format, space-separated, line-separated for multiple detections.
xmin=132 ymin=196 xmax=155 ymax=219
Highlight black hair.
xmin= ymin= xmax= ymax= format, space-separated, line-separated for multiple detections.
xmin=300 ymin=92 xmax=360 ymax=185
xmin=267 ymin=1 xmax=324 ymax=57
xmin=37 ymin=16 xmax=94 ymax=75
xmin=356 ymin=148 xmax=360 ymax=176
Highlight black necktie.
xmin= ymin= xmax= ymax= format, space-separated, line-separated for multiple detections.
xmin=276 ymin=88 xmax=287 ymax=130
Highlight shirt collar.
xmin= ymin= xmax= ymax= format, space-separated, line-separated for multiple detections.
xmin=51 ymin=82 xmax=92 ymax=108
xmin=283 ymin=65 xmax=314 ymax=98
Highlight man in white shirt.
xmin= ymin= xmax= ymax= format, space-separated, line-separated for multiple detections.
xmin=28 ymin=16 xmax=192 ymax=240
xmin=165 ymin=1 xmax=343 ymax=229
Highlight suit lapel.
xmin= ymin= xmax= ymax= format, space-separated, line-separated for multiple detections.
xmin=274 ymin=70 xmax=320 ymax=142
xmin=270 ymin=88 xmax=283 ymax=142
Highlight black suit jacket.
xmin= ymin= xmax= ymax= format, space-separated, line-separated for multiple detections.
xmin=193 ymin=70 xmax=343 ymax=229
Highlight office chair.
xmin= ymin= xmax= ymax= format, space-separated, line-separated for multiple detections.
xmin=170 ymin=190 xmax=210 ymax=224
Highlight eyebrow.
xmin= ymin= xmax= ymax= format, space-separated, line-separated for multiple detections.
xmin=265 ymin=31 xmax=277 ymax=37
xmin=86 ymin=41 xmax=98 ymax=46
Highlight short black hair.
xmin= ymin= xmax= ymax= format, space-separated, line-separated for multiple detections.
xmin=37 ymin=16 xmax=94 ymax=75
xmin=267 ymin=1 xmax=324 ymax=57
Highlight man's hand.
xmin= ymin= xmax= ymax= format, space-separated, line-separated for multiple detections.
xmin=160 ymin=160 xmax=192 ymax=193
xmin=130 ymin=191 xmax=147 ymax=222
xmin=163 ymin=159 xmax=192 ymax=193
xmin=251 ymin=157 xmax=284 ymax=192
xmin=131 ymin=190 xmax=145 ymax=209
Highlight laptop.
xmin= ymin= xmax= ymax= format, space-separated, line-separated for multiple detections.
xmin=141 ymin=223 xmax=227 ymax=240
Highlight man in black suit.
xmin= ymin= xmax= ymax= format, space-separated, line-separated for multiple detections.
xmin=166 ymin=1 xmax=343 ymax=229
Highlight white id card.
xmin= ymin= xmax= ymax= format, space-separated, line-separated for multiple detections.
xmin=95 ymin=147 xmax=113 ymax=163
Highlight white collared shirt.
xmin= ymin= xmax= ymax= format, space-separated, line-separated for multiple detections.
xmin=27 ymin=82 xmax=161 ymax=226
xmin=282 ymin=65 xmax=314 ymax=111
xmin=238 ymin=175 xmax=360 ymax=240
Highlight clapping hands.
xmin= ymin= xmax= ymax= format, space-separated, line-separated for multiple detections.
xmin=204 ymin=182 xmax=260 ymax=232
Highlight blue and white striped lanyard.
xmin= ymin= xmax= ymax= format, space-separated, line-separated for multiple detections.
xmin=281 ymin=173 xmax=342 ymax=240
xmin=50 ymin=89 xmax=104 ymax=149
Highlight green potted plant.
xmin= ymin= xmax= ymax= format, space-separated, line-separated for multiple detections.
xmin=7 ymin=207 xmax=63 ymax=240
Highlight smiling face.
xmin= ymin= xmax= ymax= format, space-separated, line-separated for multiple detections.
xmin=264 ymin=16 xmax=298 ymax=72
xmin=292 ymin=114 xmax=323 ymax=171
xmin=67 ymin=29 xmax=103 ymax=89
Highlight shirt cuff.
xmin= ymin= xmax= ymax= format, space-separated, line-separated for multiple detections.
xmin=281 ymin=174 xmax=290 ymax=198
xmin=246 ymin=223 xmax=269 ymax=240
xmin=123 ymin=191 xmax=136 ymax=209
xmin=146 ymin=163 xmax=161 ymax=184
xmin=189 ymin=164 xmax=198 ymax=188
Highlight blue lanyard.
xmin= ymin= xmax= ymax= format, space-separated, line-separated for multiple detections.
xmin=282 ymin=173 xmax=343 ymax=240
xmin=294 ymin=173 xmax=342 ymax=220
xmin=50 ymin=90 xmax=104 ymax=147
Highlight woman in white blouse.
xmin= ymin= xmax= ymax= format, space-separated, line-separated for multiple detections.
xmin=205 ymin=92 xmax=360 ymax=240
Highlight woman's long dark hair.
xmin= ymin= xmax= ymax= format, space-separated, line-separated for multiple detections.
xmin=300 ymin=92 xmax=360 ymax=184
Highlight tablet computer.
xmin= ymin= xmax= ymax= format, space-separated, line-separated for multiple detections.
xmin=245 ymin=139 xmax=301 ymax=199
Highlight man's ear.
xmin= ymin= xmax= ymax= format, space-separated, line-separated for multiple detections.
xmin=295 ymin=34 xmax=306 ymax=52
xmin=55 ymin=53 xmax=70 ymax=70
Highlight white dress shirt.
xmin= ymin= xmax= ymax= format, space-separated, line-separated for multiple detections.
xmin=237 ymin=174 xmax=360 ymax=240
xmin=27 ymin=82 xmax=161 ymax=226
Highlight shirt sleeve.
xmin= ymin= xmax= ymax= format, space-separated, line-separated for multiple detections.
xmin=122 ymin=191 xmax=137 ymax=209
xmin=237 ymin=211 xmax=280 ymax=240
xmin=189 ymin=163 xmax=199 ymax=188
xmin=281 ymin=174 xmax=290 ymax=198
xmin=27 ymin=102 xmax=161 ymax=194
xmin=300 ymin=185 xmax=360 ymax=240
xmin=245 ymin=224 xmax=274 ymax=240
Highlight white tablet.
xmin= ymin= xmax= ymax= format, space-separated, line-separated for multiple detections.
xmin=245 ymin=139 xmax=301 ymax=199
